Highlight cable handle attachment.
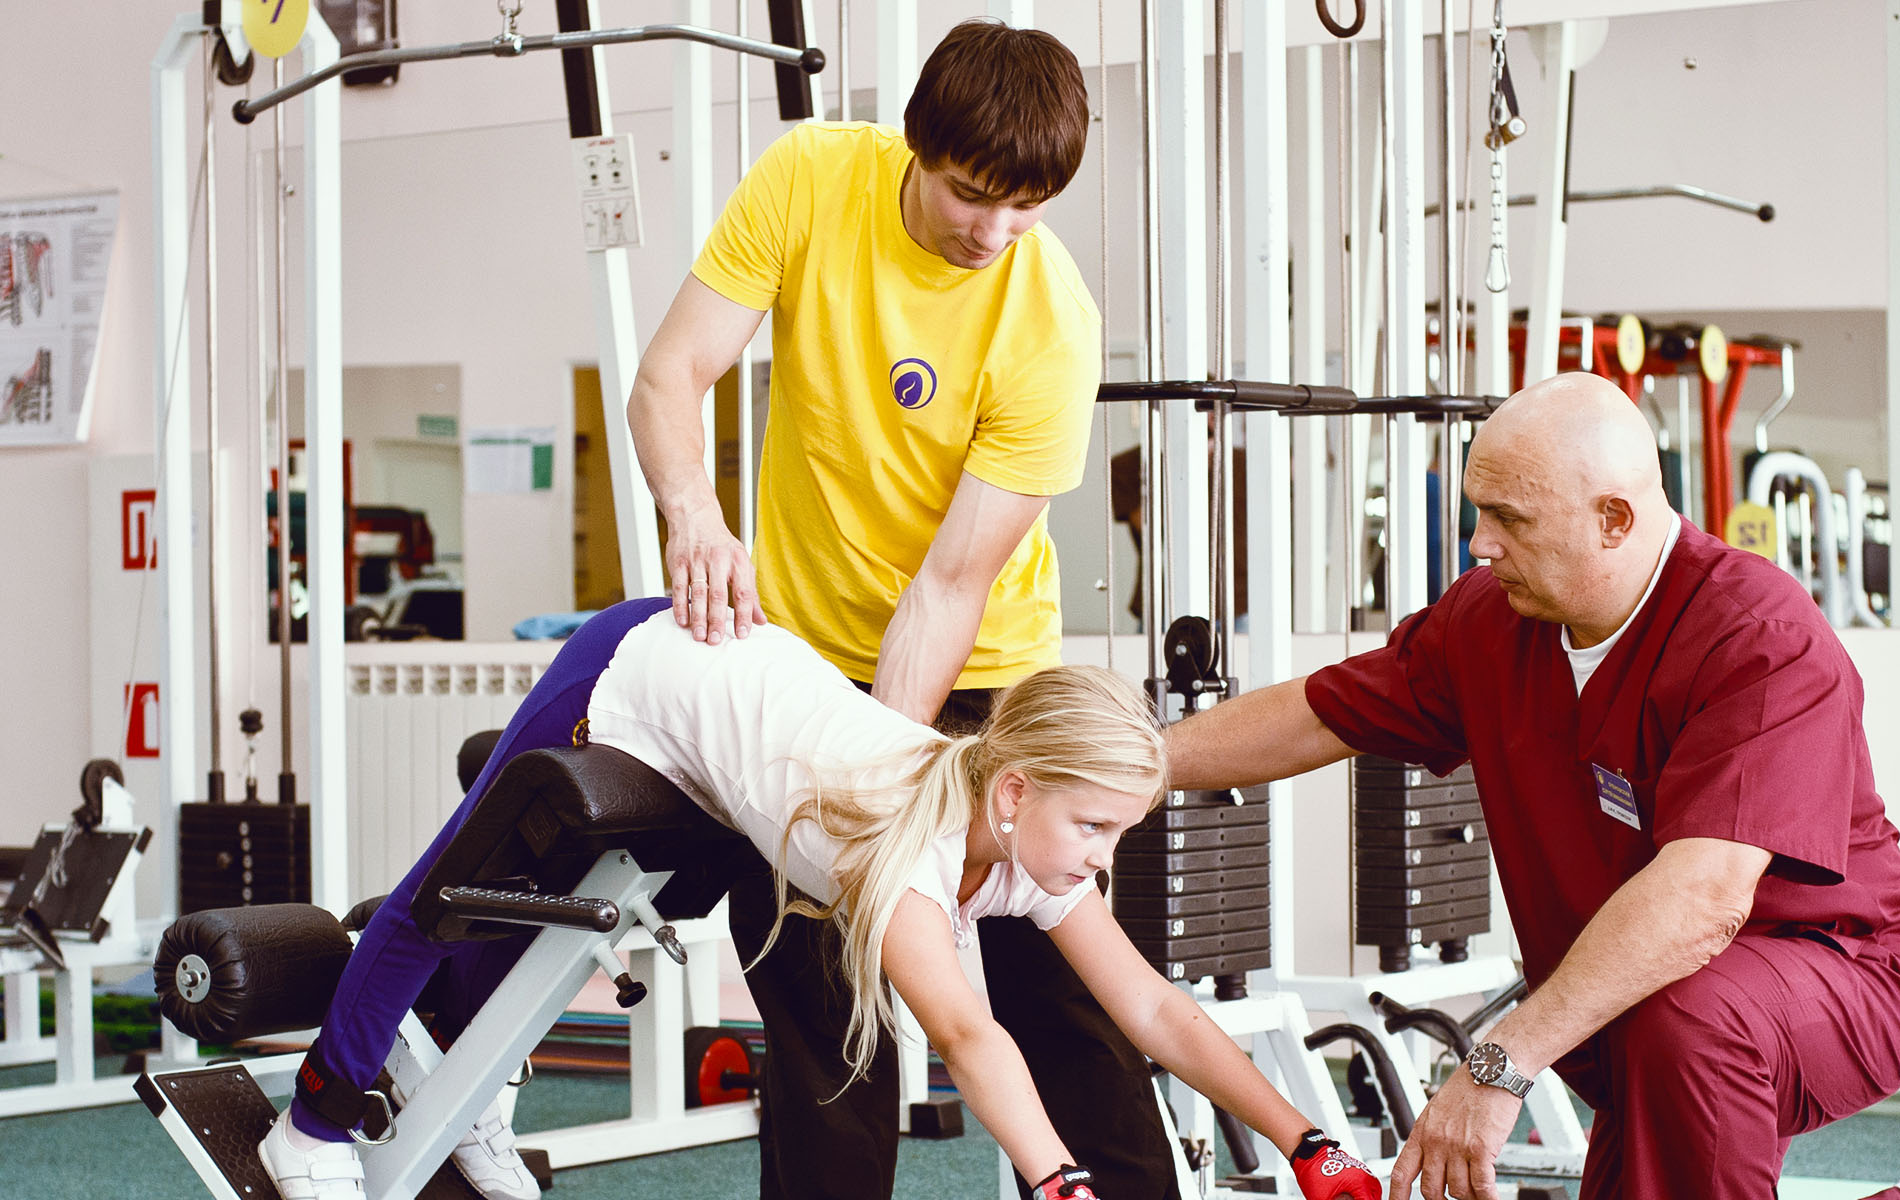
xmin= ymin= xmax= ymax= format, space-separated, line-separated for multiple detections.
xmin=494 ymin=0 xmax=525 ymax=55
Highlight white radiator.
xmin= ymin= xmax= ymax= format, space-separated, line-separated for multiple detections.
xmin=344 ymin=651 xmax=556 ymax=901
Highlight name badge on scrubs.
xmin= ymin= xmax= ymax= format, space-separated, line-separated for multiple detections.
xmin=1591 ymin=763 xmax=1641 ymax=831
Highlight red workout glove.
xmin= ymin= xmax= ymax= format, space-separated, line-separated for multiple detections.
xmin=1030 ymin=1164 xmax=1098 ymax=1200
xmin=1289 ymin=1128 xmax=1381 ymax=1200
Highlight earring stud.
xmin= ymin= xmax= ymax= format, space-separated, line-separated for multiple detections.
xmin=999 ymin=819 xmax=1015 ymax=834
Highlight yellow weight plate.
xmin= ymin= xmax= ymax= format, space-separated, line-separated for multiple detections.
xmin=1723 ymin=501 xmax=1777 ymax=557
xmin=1615 ymin=314 xmax=1645 ymax=375
xmin=244 ymin=0 xmax=311 ymax=59
xmin=1698 ymin=324 xmax=1729 ymax=384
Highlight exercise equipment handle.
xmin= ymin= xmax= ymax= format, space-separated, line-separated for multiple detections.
xmin=1347 ymin=394 xmax=1505 ymax=416
xmin=1303 ymin=1022 xmax=1418 ymax=1138
xmin=1426 ymin=183 xmax=1774 ymax=222
xmin=1368 ymin=990 xmax=1476 ymax=1059
xmin=435 ymin=885 xmax=620 ymax=932
xmin=235 ymin=24 xmax=823 ymax=123
xmin=1097 ymin=379 xmax=1360 ymax=412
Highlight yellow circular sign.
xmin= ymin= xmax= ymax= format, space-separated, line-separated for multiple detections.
xmin=243 ymin=0 xmax=311 ymax=60
xmin=1724 ymin=500 xmax=1777 ymax=557
xmin=1615 ymin=314 xmax=1646 ymax=375
xmin=1698 ymin=323 xmax=1729 ymax=384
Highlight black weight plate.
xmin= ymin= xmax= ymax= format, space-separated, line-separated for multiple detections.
xmin=1356 ymin=839 xmax=1490 ymax=869
xmin=1356 ymin=800 xmax=1486 ymax=829
xmin=1112 ymin=886 xmax=1271 ymax=919
xmin=1110 ymin=864 xmax=1272 ymax=897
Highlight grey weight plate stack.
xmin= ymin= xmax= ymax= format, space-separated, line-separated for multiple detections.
xmin=1112 ymin=785 xmax=1271 ymax=982
xmin=1353 ymin=757 xmax=1491 ymax=968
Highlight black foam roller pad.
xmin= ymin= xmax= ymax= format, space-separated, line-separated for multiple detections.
xmin=154 ymin=903 xmax=352 ymax=1042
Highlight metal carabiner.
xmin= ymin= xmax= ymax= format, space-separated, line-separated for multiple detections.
xmin=347 ymin=1090 xmax=398 ymax=1147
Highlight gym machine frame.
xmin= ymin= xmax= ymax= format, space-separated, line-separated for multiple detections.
xmin=1106 ymin=4 xmax=1598 ymax=1186
xmin=145 ymin=0 xmax=826 ymax=1177
xmin=1101 ymin=380 xmax=1590 ymax=1188
xmin=0 ymin=765 xmax=154 ymax=1118
xmin=142 ymin=741 xmax=757 ymax=1200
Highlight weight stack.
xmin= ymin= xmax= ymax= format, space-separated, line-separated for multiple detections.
xmin=1353 ymin=758 xmax=1490 ymax=972
xmin=1112 ymin=786 xmax=1270 ymax=983
xmin=178 ymin=803 xmax=311 ymax=913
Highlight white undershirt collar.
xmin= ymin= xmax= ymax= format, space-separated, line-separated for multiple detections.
xmin=1562 ymin=515 xmax=1681 ymax=696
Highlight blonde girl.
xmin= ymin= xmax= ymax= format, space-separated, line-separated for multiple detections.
xmin=260 ymin=600 xmax=1378 ymax=1200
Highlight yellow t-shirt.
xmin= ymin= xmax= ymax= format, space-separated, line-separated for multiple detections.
xmin=691 ymin=123 xmax=1101 ymax=688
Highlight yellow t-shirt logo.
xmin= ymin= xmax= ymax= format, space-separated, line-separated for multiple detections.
xmin=890 ymin=359 xmax=938 ymax=410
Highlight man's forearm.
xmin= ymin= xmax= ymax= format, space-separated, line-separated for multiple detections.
xmin=1484 ymin=840 xmax=1763 ymax=1075
xmin=1165 ymin=676 xmax=1355 ymax=789
xmin=872 ymin=576 xmax=983 ymax=725
xmin=626 ymin=376 xmax=719 ymax=523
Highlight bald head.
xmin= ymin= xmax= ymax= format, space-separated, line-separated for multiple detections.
xmin=1473 ymin=373 xmax=1668 ymax=517
xmin=1464 ymin=373 xmax=1677 ymax=645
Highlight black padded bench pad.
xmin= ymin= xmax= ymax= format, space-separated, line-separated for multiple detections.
xmin=413 ymin=744 xmax=747 ymax=943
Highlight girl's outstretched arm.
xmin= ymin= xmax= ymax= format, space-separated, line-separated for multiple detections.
xmin=1047 ymin=891 xmax=1380 ymax=1200
xmin=882 ymin=891 xmax=1083 ymax=1190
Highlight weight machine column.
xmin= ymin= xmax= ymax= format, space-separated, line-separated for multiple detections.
xmin=1156 ymin=0 xmax=1210 ymax=622
xmin=1521 ymin=21 xmax=1586 ymax=388
xmin=564 ymin=0 xmax=663 ymax=597
xmin=151 ymin=13 xmax=201 ymax=892
xmin=874 ymin=0 xmax=917 ymax=128
xmin=1239 ymin=7 xmax=1302 ymax=1187
xmin=676 ymin=0 xmax=717 ymax=500
xmin=1290 ymin=45 xmax=1334 ymax=633
xmin=301 ymin=17 xmax=349 ymax=913
xmin=1382 ymin=0 xmax=1430 ymax=621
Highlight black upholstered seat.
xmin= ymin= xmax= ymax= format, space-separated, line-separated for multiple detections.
xmin=412 ymin=744 xmax=749 ymax=943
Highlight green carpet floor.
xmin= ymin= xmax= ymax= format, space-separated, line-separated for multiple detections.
xmin=2 ymin=1056 xmax=1896 ymax=1198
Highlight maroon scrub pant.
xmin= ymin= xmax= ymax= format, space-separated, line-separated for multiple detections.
xmin=1553 ymin=932 xmax=1900 ymax=1199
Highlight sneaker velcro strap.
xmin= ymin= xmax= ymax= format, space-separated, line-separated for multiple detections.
xmin=308 ymin=1156 xmax=366 ymax=1183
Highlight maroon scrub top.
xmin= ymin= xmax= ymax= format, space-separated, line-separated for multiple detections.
xmin=1308 ymin=517 xmax=1900 ymax=987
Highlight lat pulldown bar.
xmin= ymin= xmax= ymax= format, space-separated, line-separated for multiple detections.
xmin=234 ymin=22 xmax=824 ymax=124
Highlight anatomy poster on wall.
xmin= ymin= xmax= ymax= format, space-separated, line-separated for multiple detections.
xmin=0 ymin=190 xmax=118 ymax=446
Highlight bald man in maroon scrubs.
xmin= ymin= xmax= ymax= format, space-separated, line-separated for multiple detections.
xmin=1169 ymin=372 xmax=1900 ymax=1200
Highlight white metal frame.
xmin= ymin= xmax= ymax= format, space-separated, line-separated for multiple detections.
xmin=0 ymin=811 xmax=150 ymax=1118
xmin=144 ymin=850 xmax=757 ymax=1200
xmin=143 ymin=4 xmax=779 ymax=1174
xmin=152 ymin=12 xmax=348 ymax=916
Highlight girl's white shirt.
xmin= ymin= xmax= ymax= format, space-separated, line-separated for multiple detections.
xmin=586 ymin=618 xmax=1090 ymax=947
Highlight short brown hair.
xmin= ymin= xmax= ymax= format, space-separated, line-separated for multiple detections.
xmin=904 ymin=19 xmax=1089 ymax=203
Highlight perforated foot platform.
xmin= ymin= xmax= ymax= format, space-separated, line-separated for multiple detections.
xmin=137 ymin=1065 xmax=281 ymax=1200
xmin=137 ymin=1064 xmax=494 ymax=1200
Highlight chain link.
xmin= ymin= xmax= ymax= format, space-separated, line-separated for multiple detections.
xmin=1484 ymin=0 xmax=1511 ymax=293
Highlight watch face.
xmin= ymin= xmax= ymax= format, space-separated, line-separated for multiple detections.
xmin=1468 ymin=1042 xmax=1508 ymax=1085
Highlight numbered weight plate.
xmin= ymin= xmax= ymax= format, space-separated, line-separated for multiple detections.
xmin=1698 ymin=324 xmax=1729 ymax=383
xmin=244 ymin=0 xmax=311 ymax=59
xmin=1724 ymin=500 xmax=1778 ymax=557
xmin=1616 ymin=314 xmax=1646 ymax=375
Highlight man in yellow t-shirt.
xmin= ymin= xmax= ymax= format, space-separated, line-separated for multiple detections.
xmin=626 ymin=19 xmax=1178 ymax=1200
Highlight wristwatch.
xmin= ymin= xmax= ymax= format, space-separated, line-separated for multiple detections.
xmin=1465 ymin=1041 xmax=1534 ymax=1098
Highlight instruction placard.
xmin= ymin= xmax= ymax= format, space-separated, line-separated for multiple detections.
xmin=571 ymin=134 xmax=644 ymax=252
xmin=467 ymin=426 xmax=556 ymax=493
xmin=0 ymin=190 xmax=118 ymax=446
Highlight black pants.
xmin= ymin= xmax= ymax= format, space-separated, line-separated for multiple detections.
xmin=726 ymin=685 xmax=1179 ymax=1199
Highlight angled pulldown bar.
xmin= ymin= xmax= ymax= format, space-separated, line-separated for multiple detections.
xmin=233 ymin=22 xmax=823 ymax=124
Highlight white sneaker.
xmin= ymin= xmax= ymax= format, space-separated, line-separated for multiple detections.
xmin=444 ymin=1096 xmax=540 ymax=1200
xmin=257 ymin=1109 xmax=367 ymax=1200
xmin=390 ymin=1078 xmax=540 ymax=1200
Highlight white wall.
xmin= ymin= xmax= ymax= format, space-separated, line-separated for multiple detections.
xmin=2 ymin=0 xmax=1895 ymax=859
